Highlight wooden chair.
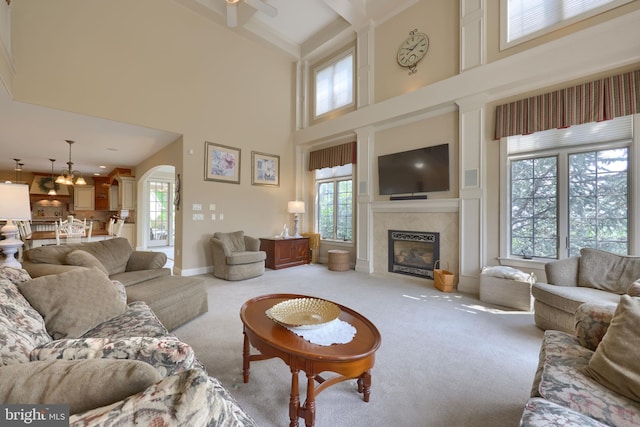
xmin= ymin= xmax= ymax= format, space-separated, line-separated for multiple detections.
xmin=107 ymin=218 xmax=125 ymax=237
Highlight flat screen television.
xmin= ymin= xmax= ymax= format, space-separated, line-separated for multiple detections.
xmin=378 ymin=144 xmax=450 ymax=195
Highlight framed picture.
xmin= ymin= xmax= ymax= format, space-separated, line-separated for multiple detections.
xmin=251 ymin=151 xmax=280 ymax=187
xmin=204 ymin=141 xmax=241 ymax=184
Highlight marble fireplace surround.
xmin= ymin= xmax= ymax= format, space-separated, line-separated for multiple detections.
xmin=371 ymin=200 xmax=459 ymax=283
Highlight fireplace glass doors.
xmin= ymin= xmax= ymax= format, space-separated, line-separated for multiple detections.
xmin=388 ymin=230 xmax=440 ymax=279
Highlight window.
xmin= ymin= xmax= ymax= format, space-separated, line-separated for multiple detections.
xmin=503 ymin=116 xmax=633 ymax=260
xmin=312 ymin=47 xmax=355 ymax=120
xmin=315 ymin=164 xmax=353 ymax=241
xmin=501 ymin=0 xmax=632 ymax=49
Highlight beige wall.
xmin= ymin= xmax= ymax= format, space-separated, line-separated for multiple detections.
xmin=10 ymin=0 xmax=295 ymax=272
xmin=374 ymin=0 xmax=458 ymax=103
xmin=373 ymin=111 xmax=458 ymax=200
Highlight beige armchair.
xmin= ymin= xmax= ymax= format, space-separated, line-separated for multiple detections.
xmin=210 ymin=231 xmax=266 ymax=281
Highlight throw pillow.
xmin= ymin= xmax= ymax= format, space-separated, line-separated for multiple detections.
xmin=579 ymin=248 xmax=640 ymax=294
xmin=587 ymin=294 xmax=640 ymax=402
xmin=627 ymin=279 xmax=640 ymax=297
xmin=18 ymin=268 xmax=127 ymax=339
xmin=0 ymin=359 xmax=161 ymax=415
xmin=65 ymin=250 xmax=109 ymax=275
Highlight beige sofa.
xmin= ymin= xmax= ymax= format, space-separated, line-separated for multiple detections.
xmin=22 ymin=238 xmax=208 ymax=331
xmin=532 ymin=248 xmax=640 ymax=333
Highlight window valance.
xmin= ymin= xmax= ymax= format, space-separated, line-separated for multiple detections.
xmin=494 ymin=69 xmax=639 ymax=140
xmin=308 ymin=141 xmax=356 ymax=171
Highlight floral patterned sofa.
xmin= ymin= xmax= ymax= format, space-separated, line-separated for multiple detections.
xmin=0 ymin=266 xmax=255 ymax=426
xmin=520 ymin=296 xmax=640 ymax=426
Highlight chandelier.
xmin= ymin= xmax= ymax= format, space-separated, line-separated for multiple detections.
xmin=55 ymin=140 xmax=86 ymax=186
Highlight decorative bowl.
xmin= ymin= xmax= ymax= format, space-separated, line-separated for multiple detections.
xmin=266 ymin=298 xmax=340 ymax=329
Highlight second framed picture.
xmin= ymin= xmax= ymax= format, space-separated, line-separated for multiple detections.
xmin=251 ymin=151 xmax=280 ymax=187
xmin=204 ymin=141 xmax=241 ymax=184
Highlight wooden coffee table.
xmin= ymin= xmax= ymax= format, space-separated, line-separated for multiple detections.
xmin=240 ymin=293 xmax=381 ymax=427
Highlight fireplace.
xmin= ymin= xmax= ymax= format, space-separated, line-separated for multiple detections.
xmin=388 ymin=230 xmax=440 ymax=279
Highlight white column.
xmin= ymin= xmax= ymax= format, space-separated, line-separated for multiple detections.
xmin=355 ymin=126 xmax=375 ymax=273
xmin=356 ymin=22 xmax=374 ymax=108
xmin=456 ymin=94 xmax=487 ymax=294
xmin=460 ymin=0 xmax=485 ymax=72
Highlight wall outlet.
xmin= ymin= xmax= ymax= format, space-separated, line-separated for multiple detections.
xmin=211 ymin=213 xmax=216 ymax=220
xmin=192 ymin=213 xmax=204 ymax=220
xmin=219 ymin=213 xmax=224 ymax=220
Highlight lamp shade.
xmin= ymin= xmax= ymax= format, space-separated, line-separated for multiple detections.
xmin=287 ymin=201 xmax=305 ymax=214
xmin=0 ymin=183 xmax=31 ymax=220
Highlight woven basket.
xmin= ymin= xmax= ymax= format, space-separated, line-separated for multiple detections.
xmin=433 ymin=260 xmax=455 ymax=293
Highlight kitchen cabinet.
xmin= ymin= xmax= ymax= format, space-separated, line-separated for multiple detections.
xmin=259 ymin=237 xmax=310 ymax=270
xmin=116 ymin=177 xmax=136 ymax=210
xmin=73 ymin=186 xmax=95 ymax=211
xmin=120 ymin=223 xmax=136 ymax=248
xmin=93 ymin=177 xmax=111 ymax=210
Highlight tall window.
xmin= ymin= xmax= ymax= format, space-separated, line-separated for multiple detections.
xmin=504 ymin=116 xmax=632 ymax=260
xmin=313 ymin=47 xmax=355 ymax=120
xmin=501 ymin=0 xmax=632 ymax=49
xmin=316 ymin=164 xmax=353 ymax=241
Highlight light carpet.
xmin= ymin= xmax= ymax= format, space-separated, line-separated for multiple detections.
xmin=173 ymin=264 xmax=544 ymax=427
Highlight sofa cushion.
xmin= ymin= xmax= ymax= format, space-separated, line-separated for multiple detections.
xmin=520 ymin=398 xmax=608 ymax=427
xmin=587 ymin=295 xmax=640 ymax=403
xmin=531 ymin=282 xmax=620 ymax=313
xmin=0 ymin=359 xmax=161 ymax=415
xmin=214 ymin=231 xmax=245 ymax=253
xmin=79 ymin=238 xmax=133 ymax=275
xmin=227 ymin=251 xmax=267 ymax=265
xmin=25 ymin=244 xmax=74 ymax=265
xmin=579 ymin=248 xmax=640 ymax=294
xmin=31 ymin=336 xmax=198 ymax=377
xmin=80 ymin=301 xmax=170 ymax=340
xmin=0 ymin=278 xmax=52 ymax=365
xmin=65 ymin=249 xmax=109 ymax=275
xmin=628 ymin=279 xmax=640 ymax=297
xmin=18 ymin=268 xmax=127 ymax=339
xmin=110 ymin=268 xmax=171 ymax=287
xmin=69 ymin=369 xmax=257 ymax=426
xmin=574 ymin=303 xmax=615 ymax=351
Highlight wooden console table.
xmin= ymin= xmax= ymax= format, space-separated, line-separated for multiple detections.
xmin=260 ymin=237 xmax=310 ymax=270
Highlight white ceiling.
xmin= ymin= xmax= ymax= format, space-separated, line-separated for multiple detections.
xmin=0 ymin=0 xmax=412 ymax=177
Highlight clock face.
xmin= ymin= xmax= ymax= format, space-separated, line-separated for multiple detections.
xmin=397 ymin=33 xmax=429 ymax=67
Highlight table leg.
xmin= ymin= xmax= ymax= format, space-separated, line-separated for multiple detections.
xmin=357 ymin=370 xmax=372 ymax=402
xmin=242 ymin=331 xmax=250 ymax=383
xmin=304 ymin=372 xmax=317 ymax=427
xmin=289 ymin=369 xmax=300 ymax=427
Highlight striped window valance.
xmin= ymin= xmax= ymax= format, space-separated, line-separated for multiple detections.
xmin=308 ymin=141 xmax=357 ymax=171
xmin=494 ymin=69 xmax=640 ymax=140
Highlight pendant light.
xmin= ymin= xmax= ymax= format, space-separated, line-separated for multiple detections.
xmin=48 ymin=159 xmax=57 ymax=196
xmin=55 ymin=140 xmax=86 ymax=186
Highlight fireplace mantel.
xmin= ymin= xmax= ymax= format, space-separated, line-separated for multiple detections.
xmin=371 ymin=199 xmax=459 ymax=214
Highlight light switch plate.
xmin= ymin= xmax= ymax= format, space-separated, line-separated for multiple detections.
xmin=192 ymin=213 xmax=204 ymax=220
xmin=209 ymin=204 xmax=216 ymax=211
xmin=193 ymin=204 xmax=202 ymax=211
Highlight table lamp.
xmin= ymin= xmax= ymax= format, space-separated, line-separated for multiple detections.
xmin=0 ymin=182 xmax=32 ymax=268
xmin=287 ymin=201 xmax=305 ymax=238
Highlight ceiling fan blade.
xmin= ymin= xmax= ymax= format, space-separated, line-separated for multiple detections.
xmin=226 ymin=2 xmax=238 ymax=27
xmin=244 ymin=0 xmax=277 ymax=18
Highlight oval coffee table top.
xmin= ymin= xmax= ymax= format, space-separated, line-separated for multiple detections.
xmin=240 ymin=293 xmax=381 ymax=361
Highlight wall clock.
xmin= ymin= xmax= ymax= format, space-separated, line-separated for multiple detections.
xmin=397 ymin=29 xmax=429 ymax=75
